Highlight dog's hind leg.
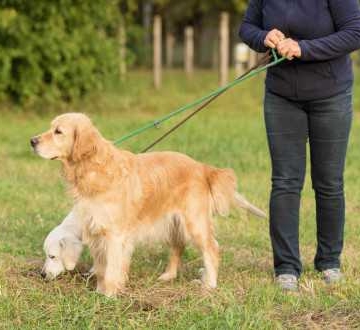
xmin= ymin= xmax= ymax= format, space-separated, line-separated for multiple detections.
xmin=199 ymin=233 xmax=219 ymax=289
xmin=159 ymin=214 xmax=185 ymax=282
xmin=158 ymin=245 xmax=184 ymax=282
xmin=187 ymin=215 xmax=219 ymax=289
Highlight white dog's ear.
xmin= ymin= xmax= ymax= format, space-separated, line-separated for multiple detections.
xmin=71 ymin=124 xmax=100 ymax=162
xmin=60 ymin=237 xmax=83 ymax=271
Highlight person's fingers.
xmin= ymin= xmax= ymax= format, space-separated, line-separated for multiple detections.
xmin=273 ymin=29 xmax=283 ymax=36
xmin=278 ymin=38 xmax=290 ymax=47
xmin=265 ymin=39 xmax=276 ymax=48
xmin=278 ymin=39 xmax=292 ymax=52
xmin=275 ymin=30 xmax=285 ymax=40
xmin=277 ymin=39 xmax=286 ymax=49
xmin=267 ymin=40 xmax=276 ymax=48
xmin=278 ymin=45 xmax=291 ymax=59
xmin=281 ymin=47 xmax=289 ymax=58
xmin=265 ymin=34 xmax=276 ymax=48
xmin=270 ymin=35 xmax=283 ymax=47
xmin=286 ymin=51 xmax=294 ymax=60
xmin=285 ymin=47 xmax=296 ymax=60
xmin=276 ymin=38 xmax=299 ymax=60
xmin=277 ymin=41 xmax=287 ymax=54
xmin=265 ymin=29 xmax=286 ymax=49
xmin=269 ymin=36 xmax=279 ymax=46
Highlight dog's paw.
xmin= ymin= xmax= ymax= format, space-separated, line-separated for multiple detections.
xmin=96 ymin=285 xmax=118 ymax=298
xmin=200 ymin=277 xmax=217 ymax=290
xmin=201 ymin=281 xmax=217 ymax=290
xmin=96 ymin=280 xmax=126 ymax=298
xmin=199 ymin=268 xmax=217 ymax=289
xmin=158 ymin=271 xmax=177 ymax=282
xmin=191 ymin=279 xmax=203 ymax=286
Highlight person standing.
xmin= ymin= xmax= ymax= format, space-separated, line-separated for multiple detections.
xmin=239 ymin=0 xmax=360 ymax=291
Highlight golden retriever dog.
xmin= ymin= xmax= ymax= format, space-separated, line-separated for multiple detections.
xmin=31 ymin=113 xmax=266 ymax=297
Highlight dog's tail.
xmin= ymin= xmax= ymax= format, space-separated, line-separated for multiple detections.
xmin=233 ymin=192 xmax=267 ymax=219
xmin=206 ymin=166 xmax=267 ymax=219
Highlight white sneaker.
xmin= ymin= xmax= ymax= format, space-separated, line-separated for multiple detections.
xmin=323 ymin=268 xmax=343 ymax=284
xmin=275 ymin=274 xmax=298 ymax=291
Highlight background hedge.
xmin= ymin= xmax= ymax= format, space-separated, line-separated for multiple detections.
xmin=0 ymin=0 xmax=122 ymax=103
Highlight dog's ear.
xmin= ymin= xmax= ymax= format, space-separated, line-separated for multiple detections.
xmin=71 ymin=124 xmax=100 ymax=162
xmin=59 ymin=237 xmax=83 ymax=271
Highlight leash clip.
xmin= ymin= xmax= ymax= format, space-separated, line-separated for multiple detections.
xmin=153 ymin=120 xmax=161 ymax=129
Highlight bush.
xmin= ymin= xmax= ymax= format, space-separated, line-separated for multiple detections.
xmin=0 ymin=0 xmax=122 ymax=103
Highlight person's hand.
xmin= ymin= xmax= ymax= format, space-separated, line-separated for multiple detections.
xmin=264 ymin=29 xmax=285 ymax=49
xmin=277 ymin=38 xmax=301 ymax=60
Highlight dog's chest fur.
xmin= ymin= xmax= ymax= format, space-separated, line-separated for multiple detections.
xmin=74 ymin=198 xmax=119 ymax=240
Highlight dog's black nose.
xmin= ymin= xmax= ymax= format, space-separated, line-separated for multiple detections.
xmin=30 ymin=137 xmax=39 ymax=148
xmin=40 ymin=271 xmax=46 ymax=279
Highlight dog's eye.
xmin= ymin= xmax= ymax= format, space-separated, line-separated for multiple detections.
xmin=54 ymin=128 xmax=62 ymax=135
xmin=49 ymin=255 xmax=56 ymax=259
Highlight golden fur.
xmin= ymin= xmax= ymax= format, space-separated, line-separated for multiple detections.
xmin=32 ymin=113 xmax=266 ymax=297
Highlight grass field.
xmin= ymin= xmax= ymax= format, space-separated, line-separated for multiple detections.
xmin=1 ymin=69 xmax=360 ymax=329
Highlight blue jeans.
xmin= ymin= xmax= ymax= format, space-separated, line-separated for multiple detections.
xmin=264 ymin=89 xmax=353 ymax=277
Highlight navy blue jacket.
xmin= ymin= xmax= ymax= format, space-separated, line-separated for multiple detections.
xmin=239 ymin=0 xmax=360 ymax=101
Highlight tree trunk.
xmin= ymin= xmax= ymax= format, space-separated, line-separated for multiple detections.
xmin=166 ymin=31 xmax=175 ymax=69
xmin=219 ymin=12 xmax=230 ymax=87
xmin=184 ymin=26 xmax=194 ymax=77
xmin=143 ymin=1 xmax=153 ymax=67
xmin=153 ymin=15 xmax=162 ymax=89
xmin=118 ymin=18 xmax=127 ymax=80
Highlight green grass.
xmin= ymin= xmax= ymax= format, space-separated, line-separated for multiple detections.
xmin=1 ymin=69 xmax=360 ymax=329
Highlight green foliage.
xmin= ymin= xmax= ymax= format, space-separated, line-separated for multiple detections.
xmin=0 ymin=0 xmax=249 ymax=104
xmin=154 ymin=0 xmax=248 ymax=23
xmin=0 ymin=0 xmax=122 ymax=103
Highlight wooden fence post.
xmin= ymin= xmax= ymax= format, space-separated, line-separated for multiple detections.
xmin=234 ymin=43 xmax=250 ymax=77
xmin=166 ymin=31 xmax=175 ymax=69
xmin=248 ymin=49 xmax=258 ymax=69
xmin=219 ymin=12 xmax=229 ymax=87
xmin=153 ymin=15 xmax=162 ymax=89
xmin=184 ymin=26 xmax=194 ymax=76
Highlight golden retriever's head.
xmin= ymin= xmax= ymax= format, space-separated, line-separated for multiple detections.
xmin=31 ymin=113 xmax=102 ymax=162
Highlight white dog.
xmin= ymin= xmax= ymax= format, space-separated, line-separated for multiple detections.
xmin=41 ymin=211 xmax=84 ymax=280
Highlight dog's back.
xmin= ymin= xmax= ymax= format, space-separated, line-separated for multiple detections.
xmin=136 ymin=151 xmax=265 ymax=219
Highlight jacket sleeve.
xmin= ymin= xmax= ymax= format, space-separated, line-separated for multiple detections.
xmin=299 ymin=0 xmax=360 ymax=61
xmin=239 ymin=0 xmax=268 ymax=53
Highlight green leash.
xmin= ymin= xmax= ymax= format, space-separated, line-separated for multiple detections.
xmin=113 ymin=49 xmax=286 ymax=150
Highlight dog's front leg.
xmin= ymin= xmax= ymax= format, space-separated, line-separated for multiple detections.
xmin=97 ymin=235 xmax=133 ymax=297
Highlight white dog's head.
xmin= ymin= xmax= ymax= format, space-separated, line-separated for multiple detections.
xmin=42 ymin=227 xmax=83 ymax=280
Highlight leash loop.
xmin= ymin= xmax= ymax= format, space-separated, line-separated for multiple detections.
xmin=271 ymin=48 xmax=278 ymax=61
